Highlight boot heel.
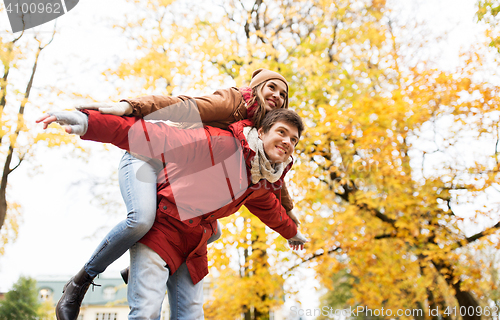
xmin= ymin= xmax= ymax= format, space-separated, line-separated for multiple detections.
xmin=120 ymin=267 xmax=130 ymax=285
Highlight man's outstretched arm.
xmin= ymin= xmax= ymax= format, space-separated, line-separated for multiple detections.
xmin=37 ymin=110 xmax=212 ymax=165
xmin=245 ymin=191 xmax=308 ymax=250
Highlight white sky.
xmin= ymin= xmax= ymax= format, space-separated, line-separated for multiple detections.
xmin=0 ymin=0 xmax=488 ymax=318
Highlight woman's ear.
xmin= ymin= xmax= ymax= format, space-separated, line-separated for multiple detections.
xmin=257 ymin=127 xmax=263 ymax=139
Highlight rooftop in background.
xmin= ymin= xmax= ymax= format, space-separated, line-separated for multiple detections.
xmin=37 ymin=277 xmax=127 ymax=306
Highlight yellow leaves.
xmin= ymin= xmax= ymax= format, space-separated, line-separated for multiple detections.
xmin=205 ymin=214 xmax=287 ymax=319
xmin=33 ymin=131 xmax=79 ymax=148
xmin=0 ymin=200 xmax=21 ymax=255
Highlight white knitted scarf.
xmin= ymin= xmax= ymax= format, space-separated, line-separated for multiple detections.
xmin=243 ymin=126 xmax=292 ymax=184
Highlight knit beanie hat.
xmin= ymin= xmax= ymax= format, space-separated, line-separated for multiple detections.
xmin=249 ymin=69 xmax=289 ymax=108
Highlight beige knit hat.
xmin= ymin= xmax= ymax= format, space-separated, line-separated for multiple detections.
xmin=249 ymin=69 xmax=289 ymax=108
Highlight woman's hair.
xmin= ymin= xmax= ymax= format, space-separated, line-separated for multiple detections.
xmin=247 ymin=81 xmax=288 ymax=129
xmin=260 ymin=108 xmax=304 ymax=138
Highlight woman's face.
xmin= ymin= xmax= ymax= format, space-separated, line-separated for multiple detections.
xmin=261 ymin=80 xmax=287 ymax=111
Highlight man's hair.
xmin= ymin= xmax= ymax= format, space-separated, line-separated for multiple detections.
xmin=259 ymin=109 xmax=304 ymax=137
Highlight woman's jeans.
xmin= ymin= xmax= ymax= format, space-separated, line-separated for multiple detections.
xmin=128 ymin=243 xmax=204 ymax=320
xmin=84 ymin=152 xmax=222 ymax=277
xmin=84 ymin=152 xmax=158 ymax=277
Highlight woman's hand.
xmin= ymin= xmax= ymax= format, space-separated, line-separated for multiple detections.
xmin=36 ymin=111 xmax=88 ymax=135
xmin=76 ymin=102 xmax=133 ymax=116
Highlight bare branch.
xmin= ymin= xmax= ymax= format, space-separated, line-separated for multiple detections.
xmin=283 ymin=246 xmax=342 ymax=276
xmin=8 ymin=155 xmax=24 ymax=174
xmin=357 ymin=203 xmax=397 ymax=226
xmin=375 ymin=233 xmax=396 ymax=240
xmin=465 ymin=221 xmax=500 ymax=244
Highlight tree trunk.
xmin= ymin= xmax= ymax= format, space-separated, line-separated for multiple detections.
xmin=0 ymin=37 xmax=45 ymax=233
xmin=453 ymin=281 xmax=480 ymax=320
xmin=0 ymin=147 xmax=14 ymax=231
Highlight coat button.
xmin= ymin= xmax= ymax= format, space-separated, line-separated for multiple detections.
xmin=204 ymin=229 xmax=207 ymax=233
xmin=163 ymin=206 xmax=167 ymax=210
xmin=189 ymin=219 xmax=193 ymax=223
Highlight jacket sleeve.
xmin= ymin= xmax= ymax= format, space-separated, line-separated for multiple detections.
xmin=80 ymin=110 xmax=212 ymax=164
xmin=244 ymin=191 xmax=298 ymax=240
xmin=122 ymin=88 xmax=246 ymax=127
xmin=279 ymin=183 xmax=294 ymax=212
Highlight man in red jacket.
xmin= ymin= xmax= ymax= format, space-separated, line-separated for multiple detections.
xmin=38 ymin=107 xmax=308 ymax=319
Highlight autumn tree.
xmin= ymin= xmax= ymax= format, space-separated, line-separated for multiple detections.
xmin=0 ymin=276 xmax=51 ymax=320
xmin=286 ymin=3 xmax=500 ymax=320
xmin=0 ymin=21 xmax=51 ymax=252
xmin=107 ymin=0 xmax=500 ymax=319
xmin=0 ymin=12 xmax=84 ymax=254
xmin=204 ymin=209 xmax=289 ymax=320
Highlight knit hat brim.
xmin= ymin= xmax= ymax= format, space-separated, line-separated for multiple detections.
xmin=249 ymin=68 xmax=289 ymax=108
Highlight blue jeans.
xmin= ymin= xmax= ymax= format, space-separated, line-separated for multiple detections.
xmin=84 ymin=152 xmax=222 ymax=277
xmin=84 ymin=152 xmax=158 ymax=277
xmin=128 ymin=243 xmax=204 ymax=320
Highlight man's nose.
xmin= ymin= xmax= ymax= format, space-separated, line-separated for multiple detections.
xmin=282 ymin=136 xmax=292 ymax=146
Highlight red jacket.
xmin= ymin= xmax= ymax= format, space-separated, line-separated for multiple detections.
xmin=80 ymin=110 xmax=298 ymax=284
xmin=124 ymin=88 xmax=295 ymax=213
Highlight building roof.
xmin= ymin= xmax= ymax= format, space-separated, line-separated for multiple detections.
xmin=37 ymin=277 xmax=127 ymax=306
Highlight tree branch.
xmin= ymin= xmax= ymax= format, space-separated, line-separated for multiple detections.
xmin=465 ymin=221 xmax=500 ymax=244
xmin=283 ymin=246 xmax=342 ymax=276
xmin=374 ymin=233 xmax=396 ymax=240
xmin=8 ymin=156 xmax=24 ymax=174
xmin=357 ymin=203 xmax=397 ymax=226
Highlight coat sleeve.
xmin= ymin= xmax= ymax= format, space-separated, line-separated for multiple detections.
xmin=122 ymin=88 xmax=246 ymax=127
xmin=80 ymin=110 xmax=212 ymax=165
xmin=244 ymin=191 xmax=298 ymax=240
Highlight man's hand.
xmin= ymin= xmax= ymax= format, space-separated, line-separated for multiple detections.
xmin=287 ymin=210 xmax=301 ymax=226
xmin=76 ymin=101 xmax=133 ymax=116
xmin=288 ymin=230 xmax=309 ymax=251
xmin=36 ymin=111 xmax=88 ymax=135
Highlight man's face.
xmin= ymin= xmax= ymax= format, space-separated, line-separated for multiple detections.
xmin=261 ymin=80 xmax=287 ymax=111
xmin=258 ymin=121 xmax=299 ymax=164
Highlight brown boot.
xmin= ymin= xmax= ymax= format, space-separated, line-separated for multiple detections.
xmin=56 ymin=267 xmax=98 ymax=320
